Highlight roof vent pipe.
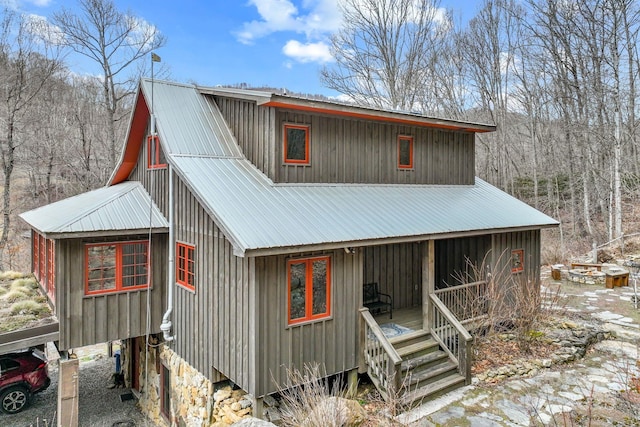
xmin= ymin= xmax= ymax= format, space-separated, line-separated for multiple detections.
xmin=160 ymin=163 xmax=175 ymax=342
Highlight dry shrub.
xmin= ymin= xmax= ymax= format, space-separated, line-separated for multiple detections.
xmin=10 ymin=300 xmax=49 ymax=316
xmin=0 ymin=270 xmax=27 ymax=280
xmin=2 ymin=289 xmax=28 ymax=302
xmin=276 ymin=363 xmax=365 ymax=427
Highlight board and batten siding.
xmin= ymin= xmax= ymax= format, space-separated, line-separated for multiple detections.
xmin=491 ymin=230 xmax=541 ymax=284
xmin=56 ymin=235 xmax=167 ymax=350
xmin=254 ymin=249 xmax=362 ymax=397
xmin=363 ymin=243 xmax=422 ymax=310
xmin=128 ymin=128 xmax=170 ymax=218
xmin=214 ymin=96 xmax=475 ymax=185
xmin=171 ymin=175 xmax=257 ymax=392
xmin=434 ymin=236 xmax=492 ymax=289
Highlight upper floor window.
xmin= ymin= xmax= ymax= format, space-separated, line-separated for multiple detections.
xmin=176 ymin=242 xmax=195 ymax=292
xmin=147 ymin=135 xmax=167 ymax=169
xmin=85 ymin=241 xmax=149 ymax=295
xmin=287 ymin=256 xmax=331 ymax=325
xmin=32 ymin=231 xmax=55 ymax=302
xmin=284 ymin=124 xmax=310 ymax=165
xmin=397 ymin=135 xmax=414 ymax=169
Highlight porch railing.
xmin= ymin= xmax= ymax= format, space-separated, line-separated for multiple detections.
xmin=359 ymin=307 xmax=402 ymax=398
xmin=429 ymin=294 xmax=473 ymax=384
xmin=434 ymin=280 xmax=488 ymax=324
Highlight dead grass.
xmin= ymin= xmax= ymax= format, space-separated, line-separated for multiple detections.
xmin=0 ymin=271 xmax=52 ymax=333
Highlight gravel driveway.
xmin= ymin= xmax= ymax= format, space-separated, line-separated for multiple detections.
xmin=2 ymin=346 xmax=158 ymax=427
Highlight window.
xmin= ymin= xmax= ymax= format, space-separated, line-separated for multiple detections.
xmin=511 ymin=249 xmax=524 ymax=273
xmin=398 ymin=135 xmax=414 ymax=169
xmin=176 ymin=242 xmax=195 ymax=291
xmin=161 ymin=364 xmax=171 ymax=419
xmin=32 ymin=231 xmax=55 ymax=301
xmin=147 ymin=135 xmax=166 ymax=169
xmin=284 ymin=124 xmax=310 ymax=164
xmin=47 ymin=239 xmax=55 ymax=302
xmin=287 ymin=256 xmax=331 ymax=325
xmin=85 ymin=241 xmax=149 ymax=295
xmin=33 ymin=233 xmax=39 ymax=280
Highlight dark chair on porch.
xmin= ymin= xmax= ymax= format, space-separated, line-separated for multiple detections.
xmin=363 ymin=282 xmax=393 ymax=319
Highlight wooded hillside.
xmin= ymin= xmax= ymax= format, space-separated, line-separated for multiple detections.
xmin=1 ymin=0 xmax=638 ymax=269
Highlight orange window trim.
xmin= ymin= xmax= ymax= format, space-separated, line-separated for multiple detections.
xmin=85 ymin=240 xmax=149 ymax=296
xmin=176 ymin=242 xmax=195 ymax=291
xmin=33 ymin=232 xmax=40 ymax=280
xmin=39 ymin=234 xmax=46 ymax=285
xmin=287 ymin=256 xmax=331 ymax=325
xmin=147 ymin=135 xmax=167 ymax=170
xmin=47 ymin=239 xmax=55 ymax=301
xmin=397 ymin=135 xmax=414 ymax=169
xmin=283 ymin=124 xmax=310 ymax=164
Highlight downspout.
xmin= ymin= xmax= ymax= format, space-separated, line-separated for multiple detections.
xmin=160 ymin=162 xmax=175 ymax=342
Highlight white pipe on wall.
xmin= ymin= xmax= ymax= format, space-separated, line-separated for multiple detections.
xmin=160 ymin=163 xmax=175 ymax=342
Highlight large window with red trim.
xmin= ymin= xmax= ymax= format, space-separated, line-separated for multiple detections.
xmin=176 ymin=242 xmax=195 ymax=291
xmin=46 ymin=239 xmax=55 ymax=301
xmin=283 ymin=124 xmax=310 ymax=164
xmin=397 ymin=135 xmax=414 ymax=169
xmin=147 ymin=135 xmax=166 ymax=169
xmin=85 ymin=241 xmax=149 ymax=295
xmin=287 ymin=256 xmax=331 ymax=325
xmin=32 ymin=231 xmax=55 ymax=302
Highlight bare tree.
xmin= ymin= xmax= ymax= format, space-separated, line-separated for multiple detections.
xmin=52 ymin=0 xmax=166 ymax=171
xmin=321 ymin=0 xmax=450 ymax=113
xmin=0 ymin=9 xmax=63 ymax=267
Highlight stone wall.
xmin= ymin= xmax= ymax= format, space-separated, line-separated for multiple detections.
xmin=133 ymin=340 xmax=254 ymax=426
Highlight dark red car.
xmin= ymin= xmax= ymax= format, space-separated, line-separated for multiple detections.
xmin=0 ymin=349 xmax=51 ymax=414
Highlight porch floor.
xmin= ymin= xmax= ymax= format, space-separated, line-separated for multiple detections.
xmin=373 ymin=306 xmax=423 ymax=331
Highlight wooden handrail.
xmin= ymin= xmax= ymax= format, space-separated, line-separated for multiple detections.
xmin=360 ymin=308 xmax=401 ymax=364
xmin=430 ymin=295 xmax=472 ymax=342
xmin=360 ymin=308 xmax=402 ymax=398
xmin=434 ymin=280 xmax=487 ymax=294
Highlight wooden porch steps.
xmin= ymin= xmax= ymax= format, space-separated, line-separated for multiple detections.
xmin=370 ymin=328 xmax=467 ymax=408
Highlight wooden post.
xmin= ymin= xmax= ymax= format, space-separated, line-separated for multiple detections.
xmin=57 ymin=358 xmax=79 ymax=427
xmin=422 ymin=240 xmax=435 ymax=331
xmin=346 ymin=368 xmax=358 ymax=398
xmin=253 ymin=396 xmax=264 ymax=419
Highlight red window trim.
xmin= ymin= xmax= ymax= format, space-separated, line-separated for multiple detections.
xmin=85 ymin=240 xmax=150 ymax=296
xmin=176 ymin=242 xmax=195 ymax=292
xmin=511 ymin=248 xmax=524 ymax=274
xmin=287 ymin=256 xmax=331 ymax=325
xmin=283 ymin=124 xmax=310 ymax=165
xmin=147 ymin=135 xmax=167 ymax=170
xmin=47 ymin=239 xmax=55 ymax=302
xmin=33 ymin=232 xmax=40 ymax=280
xmin=397 ymin=135 xmax=414 ymax=169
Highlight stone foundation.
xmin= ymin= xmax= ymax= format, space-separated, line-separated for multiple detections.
xmin=133 ymin=341 xmax=254 ymax=426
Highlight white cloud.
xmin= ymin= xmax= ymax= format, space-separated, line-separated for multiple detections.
xmin=282 ymin=40 xmax=333 ymax=63
xmin=25 ymin=14 xmax=65 ymax=44
xmin=29 ymin=0 xmax=52 ymax=6
xmin=236 ymin=0 xmax=341 ymax=44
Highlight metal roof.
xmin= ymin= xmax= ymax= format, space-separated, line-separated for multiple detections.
xmin=172 ymin=155 xmax=558 ymax=257
xmin=20 ymin=181 xmax=168 ymax=238
xmin=141 ymin=79 xmax=243 ymax=158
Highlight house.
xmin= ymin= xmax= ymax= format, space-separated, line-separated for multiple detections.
xmin=19 ymin=79 xmax=557 ymax=425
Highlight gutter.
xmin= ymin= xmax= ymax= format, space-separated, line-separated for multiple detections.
xmin=160 ymin=152 xmax=175 ymax=341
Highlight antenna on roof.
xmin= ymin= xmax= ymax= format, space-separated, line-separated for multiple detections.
xmin=150 ymin=53 xmax=161 ymax=136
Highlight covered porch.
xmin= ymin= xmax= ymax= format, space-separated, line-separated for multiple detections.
xmin=358 ymin=238 xmax=492 ymax=406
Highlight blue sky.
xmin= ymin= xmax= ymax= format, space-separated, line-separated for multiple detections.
xmin=4 ymin=0 xmax=482 ymax=96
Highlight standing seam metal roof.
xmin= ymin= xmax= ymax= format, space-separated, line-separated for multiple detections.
xmin=140 ymin=79 xmax=557 ymax=256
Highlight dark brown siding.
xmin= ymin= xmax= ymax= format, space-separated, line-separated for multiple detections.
xmin=214 ymin=96 xmax=475 ymax=185
xmin=129 ymin=130 xmax=170 ymax=218
xmin=434 ymin=236 xmax=492 ymax=289
xmin=57 ymin=234 xmax=167 ymax=350
xmin=254 ymin=249 xmax=362 ymax=397
xmin=491 ymin=230 xmax=541 ymax=284
xmin=172 ymin=176 xmax=257 ymax=391
xmin=363 ymin=243 xmax=422 ymax=310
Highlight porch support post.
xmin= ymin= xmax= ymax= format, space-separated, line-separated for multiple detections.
xmin=422 ymin=240 xmax=435 ymax=331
